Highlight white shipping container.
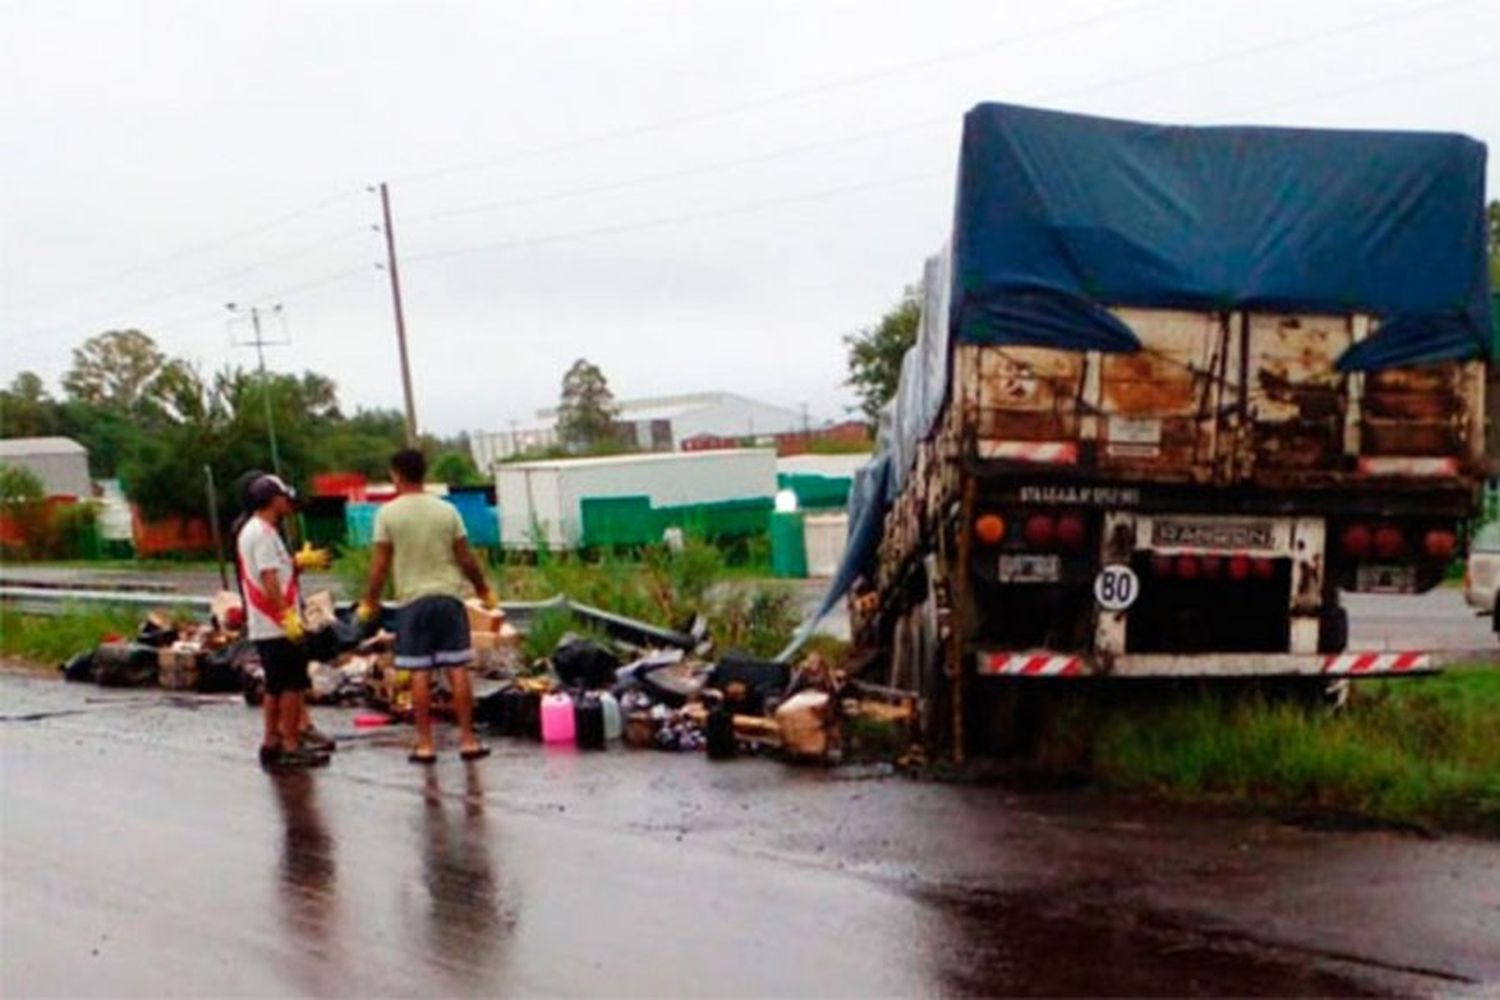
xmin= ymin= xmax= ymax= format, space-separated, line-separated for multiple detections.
xmin=497 ymin=449 xmax=778 ymax=549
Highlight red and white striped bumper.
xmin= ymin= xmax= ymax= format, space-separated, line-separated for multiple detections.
xmin=1321 ymin=651 xmax=1430 ymax=675
xmin=978 ymin=652 xmax=1084 ymax=677
xmin=976 ymin=440 xmax=1079 ymax=464
xmin=975 ymin=650 xmax=1437 ymax=678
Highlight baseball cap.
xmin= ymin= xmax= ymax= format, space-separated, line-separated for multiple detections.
xmin=246 ymin=474 xmax=298 ymax=509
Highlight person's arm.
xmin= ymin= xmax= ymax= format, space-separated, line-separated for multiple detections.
xmin=361 ymin=541 xmax=393 ymax=616
xmin=453 ymin=536 xmax=494 ymax=605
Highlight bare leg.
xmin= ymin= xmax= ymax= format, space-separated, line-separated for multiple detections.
xmin=448 ymin=664 xmax=480 ymax=752
xmin=279 ymin=693 xmax=303 ymax=750
xmin=299 ymin=697 xmax=313 ymax=735
xmin=262 ymin=689 xmax=280 ymax=750
xmin=411 ymin=670 xmax=435 ymax=756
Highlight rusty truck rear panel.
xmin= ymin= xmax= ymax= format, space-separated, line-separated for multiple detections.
xmin=963 ymin=308 xmax=1485 ymax=489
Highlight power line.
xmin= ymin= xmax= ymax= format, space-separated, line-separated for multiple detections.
xmin=385 ymin=0 xmax=1178 ymax=187
xmin=403 ymin=169 xmax=947 ymax=265
xmin=3 ymin=188 xmax=362 ymax=313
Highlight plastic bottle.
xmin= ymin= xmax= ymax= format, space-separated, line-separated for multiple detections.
xmin=541 ymin=692 xmax=576 ymax=744
xmin=598 ymin=691 xmax=622 ymax=741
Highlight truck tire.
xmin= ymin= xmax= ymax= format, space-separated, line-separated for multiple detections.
xmin=1317 ymin=607 xmax=1348 ymax=654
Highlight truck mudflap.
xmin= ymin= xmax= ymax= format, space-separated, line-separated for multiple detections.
xmin=975 ymin=649 xmax=1439 ymax=678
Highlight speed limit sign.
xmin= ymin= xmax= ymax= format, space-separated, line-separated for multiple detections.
xmin=1093 ymin=564 xmax=1140 ymax=611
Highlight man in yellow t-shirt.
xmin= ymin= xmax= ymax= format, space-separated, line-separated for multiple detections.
xmin=359 ymin=449 xmax=496 ymax=764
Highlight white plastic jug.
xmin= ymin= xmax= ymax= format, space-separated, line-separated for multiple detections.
xmin=598 ymin=691 xmax=622 ymax=741
xmin=541 ymin=692 xmax=576 ymax=744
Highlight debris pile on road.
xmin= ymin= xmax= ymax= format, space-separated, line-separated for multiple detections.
xmin=52 ymin=592 xmax=917 ymax=766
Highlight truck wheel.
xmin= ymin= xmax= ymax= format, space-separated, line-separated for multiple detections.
xmin=1317 ymin=607 xmax=1348 ymax=654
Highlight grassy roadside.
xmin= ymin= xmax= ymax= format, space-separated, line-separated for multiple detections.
xmin=0 ymin=604 xmax=146 ymax=665
xmin=1091 ymin=668 xmax=1500 ymax=834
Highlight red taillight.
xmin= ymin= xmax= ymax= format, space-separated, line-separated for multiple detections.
xmin=1251 ymin=557 xmax=1275 ymax=580
xmin=1151 ymin=554 xmax=1174 ymax=577
xmin=1056 ymin=514 xmax=1087 ymax=551
xmin=1373 ymin=526 xmax=1405 ymax=559
xmin=1023 ymin=514 xmax=1056 ymax=547
xmin=1340 ymin=524 xmax=1372 ymax=558
xmin=974 ymin=514 xmax=1006 ymax=545
xmin=1423 ymin=530 xmax=1457 ymax=560
xmin=1227 ymin=554 xmax=1251 ymax=580
xmin=1200 ymin=554 xmax=1223 ymax=579
xmin=1176 ymin=554 xmax=1200 ymax=580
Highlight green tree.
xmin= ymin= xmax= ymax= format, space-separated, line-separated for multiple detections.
xmin=0 ymin=463 xmax=45 ymax=504
xmin=62 ymin=329 xmax=168 ymax=414
xmin=555 ymin=358 xmax=620 ymax=451
xmin=844 ymin=286 xmax=921 ymax=425
xmin=431 ymin=449 xmax=484 ymax=486
xmin=0 ymin=372 xmax=60 ymax=438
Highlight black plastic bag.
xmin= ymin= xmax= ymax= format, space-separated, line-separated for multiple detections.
xmin=199 ymin=640 xmax=251 ymax=693
xmin=61 ymin=650 xmax=95 ymax=683
xmin=93 ymin=642 xmax=159 ymax=688
xmin=552 ymin=636 xmax=620 ymax=690
xmin=707 ymin=654 xmax=790 ymax=715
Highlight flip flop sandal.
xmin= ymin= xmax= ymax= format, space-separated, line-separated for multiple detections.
xmin=459 ymin=745 xmax=492 ymax=761
xmin=408 ymin=750 xmax=438 ymax=765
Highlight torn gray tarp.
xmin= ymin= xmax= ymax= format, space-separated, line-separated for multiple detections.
xmin=777 ymin=453 xmax=891 ymax=661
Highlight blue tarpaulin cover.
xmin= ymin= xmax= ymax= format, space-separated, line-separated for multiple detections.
xmin=954 ymin=103 xmax=1493 ymax=370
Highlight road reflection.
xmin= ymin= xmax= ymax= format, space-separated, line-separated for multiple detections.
xmin=420 ymin=763 xmax=510 ymax=985
xmin=268 ymin=769 xmax=338 ymax=993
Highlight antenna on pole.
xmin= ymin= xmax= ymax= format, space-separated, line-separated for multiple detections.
xmin=226 ymin=301 xmax=289 ymax=478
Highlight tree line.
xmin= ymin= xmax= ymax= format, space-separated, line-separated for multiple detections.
xmin=0 ymin=330 xmax=482 ymax=519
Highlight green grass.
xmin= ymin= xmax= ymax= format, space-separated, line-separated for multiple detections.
xmin=0 ymin=604 xmax=151 ymax=665
xmin=1093 ymin=668 xmax=1500 ymax=833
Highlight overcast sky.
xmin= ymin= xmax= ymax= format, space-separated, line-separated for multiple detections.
xmin=2 ymin=0 xmax=1497 ymax=436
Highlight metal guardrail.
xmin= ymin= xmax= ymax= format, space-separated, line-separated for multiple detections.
xmin=0 ymin=586 xmax=696 ymax=650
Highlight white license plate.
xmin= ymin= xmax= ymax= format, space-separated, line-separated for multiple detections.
xmin=1106 ymin=416 xmax=1162 ymax=458
xmin=998 ymin=554 xmax=1061 ymax=583
xmin=1357 ymin=564 xmax=1417 ymax=594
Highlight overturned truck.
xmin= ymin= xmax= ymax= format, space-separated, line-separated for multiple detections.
xmin=839 ymin=103 xmax=1495 ymax=755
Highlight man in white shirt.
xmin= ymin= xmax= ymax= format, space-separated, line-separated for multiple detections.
xmin=237 ymin=474 xmax=328 ymax=769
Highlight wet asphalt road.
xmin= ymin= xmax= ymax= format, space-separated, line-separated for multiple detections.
xmin=2 ymin=673 xmax=1497 ymax=997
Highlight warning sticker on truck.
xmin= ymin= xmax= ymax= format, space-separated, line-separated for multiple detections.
xmin=1105 ymin=416 xmax=1162 ymax=458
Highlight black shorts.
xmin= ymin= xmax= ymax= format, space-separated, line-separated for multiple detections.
xmin=256 ymin=638 xmax=310 ymax=695
xmin=394 ymin=595 xmax=473 ymax=670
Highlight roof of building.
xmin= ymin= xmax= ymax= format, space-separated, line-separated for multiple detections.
xmin=536 ymin=391 xmax=797 ymax=421
xmin=499 ymin=448 xmax=776 ymax=472
xmin=0 ymin=436 xmax=87 ymax=457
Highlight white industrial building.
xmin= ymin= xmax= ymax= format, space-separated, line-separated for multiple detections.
xmin=471 ymin=392 xmax=806 ymax=470
xmin=0 ymin=437 xmax=91 ymax=497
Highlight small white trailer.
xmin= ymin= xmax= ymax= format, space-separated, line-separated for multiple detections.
xmin=497 ymin=449 xmax=778 ymax=549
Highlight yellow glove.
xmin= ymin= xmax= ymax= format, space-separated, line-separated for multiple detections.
xmin=294 ymin=542 xmax=331 ymax=572
xmin=280 ymin=608 xmax=306 ymax=644
xmin=356 ymin=600 xmax=380 ymax=624
xmin=479 ymin=587 xmax=499 ymax=611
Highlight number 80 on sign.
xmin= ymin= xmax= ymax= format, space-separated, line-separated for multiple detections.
xmin=1093 ymin=564 xmax=1139 ymax=611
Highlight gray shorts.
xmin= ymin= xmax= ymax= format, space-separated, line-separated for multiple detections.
xmin=394 ymin=596 xmax=472 ymax=669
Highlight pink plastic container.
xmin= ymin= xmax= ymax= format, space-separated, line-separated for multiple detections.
xmin=541 ymin=692 xmax=576 ymax=744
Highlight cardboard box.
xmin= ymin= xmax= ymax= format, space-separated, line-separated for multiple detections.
xmin=465 ymin=598 xmax=504 ymax=634
xmin=158 ymin=641 xmax=203 ymax=691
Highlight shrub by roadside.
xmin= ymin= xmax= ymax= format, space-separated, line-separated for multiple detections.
xmin=1092 ymin=668 xmax=1500 ymax=834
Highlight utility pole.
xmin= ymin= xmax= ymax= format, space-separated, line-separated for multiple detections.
xmin=378 ymin=182 xmax=419 ymax=445
xmin=226 ymin=302 xmax=286 ymax=479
